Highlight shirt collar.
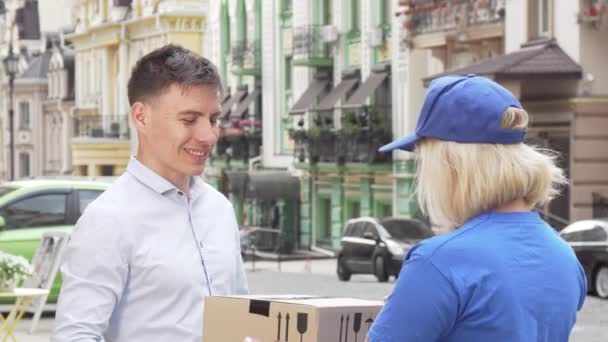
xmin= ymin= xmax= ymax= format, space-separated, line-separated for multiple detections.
xmin=126 ymin=156 xmax=196 ymax=196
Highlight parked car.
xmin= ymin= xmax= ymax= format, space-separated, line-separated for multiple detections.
xmin=559 ymin=219 xmax=608 ymax=299
xmin=0 ymin=179 xmax=111 ymax=303
xmin=337 ymin=217 xmax=433 ymax=282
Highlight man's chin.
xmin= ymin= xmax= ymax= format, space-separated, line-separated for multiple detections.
xmin=186 ymin=163 xmax=207 ymax=176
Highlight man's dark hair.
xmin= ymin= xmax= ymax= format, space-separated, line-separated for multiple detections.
xmin=127 ymin=44 xmax=223 ymax=105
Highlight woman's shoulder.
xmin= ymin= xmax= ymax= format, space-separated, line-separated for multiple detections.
xmin=407 ymin=216 xmax=492 ymax=263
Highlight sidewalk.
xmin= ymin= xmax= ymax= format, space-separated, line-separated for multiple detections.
xmin=11 ymin=315 xmax=54 ymax=342
xmin=244 ymin=257 xmax=337 ymax=275
xmin=242 ymin=248 xmax=334 ymax=261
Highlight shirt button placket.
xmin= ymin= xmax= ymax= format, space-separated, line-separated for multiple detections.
xmin=187 ymin=199 xmax=212 ymax=294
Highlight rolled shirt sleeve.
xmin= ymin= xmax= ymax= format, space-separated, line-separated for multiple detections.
xmin=52 ymin=207 xmax=130 ymax=342
xmin=368 ymin=256 xmax=458 ymax=342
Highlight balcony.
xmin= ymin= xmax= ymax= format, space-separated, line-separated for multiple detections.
xmin=216 ymin=131 xmax=262 ymax=163
xmin=292 ymin=25 xmax=333 ymax=67
xmin=290 ymin=127 xmax=392 ymax=165
xmin=231 ymin=41 xmax=246 ymax=66
xmin=403 ymin=0 xmax=505 ymax=47
xmin=73 ymin=115 xmax=130 ymax=141
xmin=231 ymin=40 xmax=261 ymax=76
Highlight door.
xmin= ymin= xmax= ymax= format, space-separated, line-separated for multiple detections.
xmin=342 ymin=222 xmax=367 ymax=272
xmin=359 ymin=222 xmax=379 ymax=273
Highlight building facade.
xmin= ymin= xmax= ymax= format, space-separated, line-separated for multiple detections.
xmin=65 ymin=0 xmax=207 ymax=176
xmin=43 ymin=38 xmax=76 ymax=176
xmin=394 ymin=0 xmax=608 ymax=226
xmin=207 ymin=0 xmax=407 ymax=254
xmin=207 ymin=0 xmax=301 ymax=253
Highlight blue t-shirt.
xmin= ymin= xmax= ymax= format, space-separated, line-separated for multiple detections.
xmin=368 ymin=211 xmax=586 ymax=342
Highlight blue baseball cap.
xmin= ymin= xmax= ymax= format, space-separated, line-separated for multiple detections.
xmin=379 ymin=74 xmax=525 ymax=152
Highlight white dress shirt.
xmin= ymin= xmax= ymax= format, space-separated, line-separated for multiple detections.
xmin=52 ymin=156 xmax=248 ymax=342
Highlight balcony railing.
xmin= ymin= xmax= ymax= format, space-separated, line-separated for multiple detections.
xmin=231 ymin=41 xmax=247 ymax=66
xmin=243 ymin=41 xmax=261 ymax=70
xmin=407 ymin=0 xmax=505 ymax=36
xmin=290 ymin=127 xmax=392 ymax=165
xmin=292 ymin=25 xmax=332 ymax=67
xmin=74 ymin=115 xmax=130 ymax=140
xmin=216 ymin=131 xmax=262 ymax=163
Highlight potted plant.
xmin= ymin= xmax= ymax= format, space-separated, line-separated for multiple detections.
xmin=337 ymin=111 xmax=361 ymax=164
xmin=0 ymin=251 xmax=32 ymax=292
xmin=288 ymin=129 xmax=308 ymax=162
xmin=305 ymin=127 xmax=323 ymax=164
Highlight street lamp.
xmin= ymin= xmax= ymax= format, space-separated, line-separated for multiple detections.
xmin=3 ymin=43 xmax=19 ymax=180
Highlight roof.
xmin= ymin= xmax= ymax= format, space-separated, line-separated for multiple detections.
xmin=63 ymin=47 xmax=76 ymax=100
xmin=425 ymin=40 xmax=582 ymax=84
xmin=18 ymin=50 xmax=51 ymax=80
xmin=15 ymin=0 xmax=40 ymax=40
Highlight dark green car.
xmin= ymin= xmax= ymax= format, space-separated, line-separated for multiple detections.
xmin=0 ymin=179 xmax=111 ymax=303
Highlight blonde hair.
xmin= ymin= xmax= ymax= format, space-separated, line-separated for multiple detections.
xmin=415 ymin=107 xmax=567 ymax=230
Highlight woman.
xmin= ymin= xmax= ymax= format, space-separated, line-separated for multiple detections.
xmin=368 ymin=75 xmax=586 ymax=342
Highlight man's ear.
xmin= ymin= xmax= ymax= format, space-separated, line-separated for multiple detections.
xmin=131 ymin=102 xmax=148 ymax=131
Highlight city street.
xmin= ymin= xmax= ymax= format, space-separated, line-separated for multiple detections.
xmin=8 ymin=258 xmax=608 ymax=341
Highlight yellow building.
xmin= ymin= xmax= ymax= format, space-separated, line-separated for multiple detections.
xmin=65 ymin=0 xmax=206 ymax=176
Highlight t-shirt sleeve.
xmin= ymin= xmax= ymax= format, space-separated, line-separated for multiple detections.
xmin=367 ymin=257 xmax=459 ymax=342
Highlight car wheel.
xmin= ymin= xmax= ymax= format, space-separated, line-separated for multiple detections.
xmin=595 ymin=266 xmax=608 ymax=299
xmin=337 ymin=257 xmax=351 ymax=281
xmin=374 ymin=256 xmax=389 ymax=282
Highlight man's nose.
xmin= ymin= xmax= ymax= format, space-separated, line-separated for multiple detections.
xmin=194 ymin=120 xmax=219 ymax=145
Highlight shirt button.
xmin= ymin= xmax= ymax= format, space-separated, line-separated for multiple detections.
xmin=178 ymin=191 xmax=183 ymax=196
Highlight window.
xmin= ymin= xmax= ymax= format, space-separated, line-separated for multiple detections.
xmin=283 ymin=0 xmax=292 ymax=14
xmin=380 ymin=219 xmax=433 ymax=241
xmin=561 ymin=223 xmax=608 ymax=242
xmin=538 ymin=0 xmax=549 ymax=37
xmin=362 ymin=222 xmax=379 ymax=239
xmin=0 ymin=194 xmax=68 ymax=229
xmin=323 ymin=0 xmax=332 ymax=25
xmin=221 ymin=1 xmax=230 ymax=56
xmin=350 ymin=0 xmax=359 ymax=32
xmin=78 ymin=190 xmax=103 ymax=216
xmin=237 ymin=0 xmax=247 ymax=42
xmin=285 ymin=56 xmax=292 ymax=92
xmin=19 ymin=153 xmax=30 ymax=178
xmin=100 ymin=165 xmax=114 ymax=176
xmin=382 ymin=0 xmax=391 ymax=28
xmin=346 ymin=222 xmax=365 ymax=237
xmin=19 ymin=102 xmax=30 ymax=129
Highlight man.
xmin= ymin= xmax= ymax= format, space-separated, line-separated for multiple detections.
xmin=52 ymin=45 xmax=248 ymax=342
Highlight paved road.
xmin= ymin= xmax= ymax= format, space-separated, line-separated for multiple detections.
xmin=9 ymin=259 xmax=608 ymax=341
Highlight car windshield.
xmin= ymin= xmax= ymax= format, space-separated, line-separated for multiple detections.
xmin=380 ymin=219 xmax=433 ymax=241
xmin=0 ymin=186 xmax=18 ymax=198
xmin=560 ymin=220 xmax=608 ymax=242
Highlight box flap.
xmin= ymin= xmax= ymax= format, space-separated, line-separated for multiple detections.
xmin=208 ymin=295 xmax=383 ymax=307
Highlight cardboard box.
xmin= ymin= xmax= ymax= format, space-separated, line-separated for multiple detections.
xmin=203 ymin=295 xmax=383 ymax=342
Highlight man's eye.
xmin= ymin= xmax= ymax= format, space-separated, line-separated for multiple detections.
xmin=182 ymin=119 xmax=196 ymax=125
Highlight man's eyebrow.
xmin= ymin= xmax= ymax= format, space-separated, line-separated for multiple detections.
xmin=177 ymin=110 xmax=203 ymax=116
